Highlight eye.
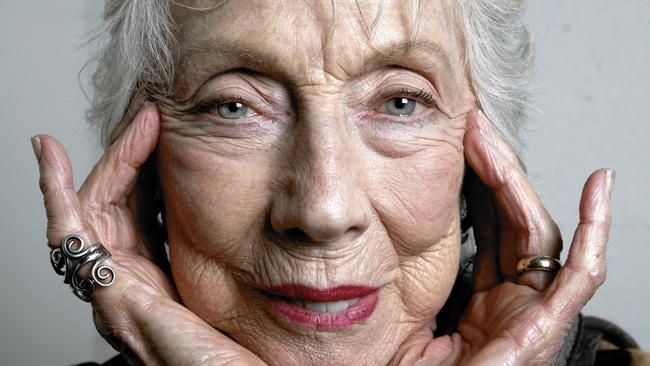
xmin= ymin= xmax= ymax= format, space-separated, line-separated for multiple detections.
xmin=381 ymin=97 xmax=426 ymax=117
xmin=216 ymin=101 xmax=257 ymax=119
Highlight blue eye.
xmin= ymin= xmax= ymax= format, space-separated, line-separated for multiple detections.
xmin=382 ymin=97 xmax=425 ymax=116
xmin=216 ymin=101 xmax=256 ymax=119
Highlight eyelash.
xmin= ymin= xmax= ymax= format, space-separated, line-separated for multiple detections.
xmin=384 ymin=88 xmax=436 ymax=107
xmin=188 ymin=87 xmax=437 ymax=120
xmin=189 ymin=96 xmax=249 ymax=115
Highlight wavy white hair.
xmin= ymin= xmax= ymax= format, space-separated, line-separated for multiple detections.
xmin=86 ymin=0 xmax=532 ymax=152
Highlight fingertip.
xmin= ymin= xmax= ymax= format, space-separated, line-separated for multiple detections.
xmin=577 ymin=170 xmax=614 ymax=242
xmin=130 ymin=102 xmax=160 ymax=141
xmin=606 ymin=168 xmax=616 ymax=198
xmin=465 ymin=109 xmax=480 ymax=129
xmin=463 ymin=111 xmax=485 ymax=158
xmin=35 ymin=135 xmax=74 ymax=188
xmin=111 ymin=102 xmax=160 ymax=161
xmin=111 ymin=102 xmax=160 ymax=145
xmin=38 ymin=135 xmax=70 ymax=165
xmin=141 ymin=103 xmax=161 ymax=136
xmin=140 ymin=102 xmax=159 ymax=121
xmin=464 ymin=110 xmax=483 ymax=146
xmin=136 ymin=103 xmax=161 ymax=156
xmin=467 ymin=109 xmax=492 ymax=135
xmin=581 ymin=168 xmax=615 ymax=211
xmin=463 ymin=109 xmax=496 ymax=171
xmin=586 ymin=168 xmax=613 ymax=185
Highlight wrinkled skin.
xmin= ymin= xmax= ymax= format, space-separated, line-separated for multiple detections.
xmin=158 ymin=1 xmax=471 ymax=363
xmin=33 ymin=1 xmax=614 ymax=365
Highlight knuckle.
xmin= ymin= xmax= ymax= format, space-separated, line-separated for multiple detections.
xmin=587 ymin=267 xmax=607 ymax=287
xmin=38 ymin=177 xmax=49 ymax=194
xmin=548 ymin=221 xmax=562 ymax=239
xmin=517 ymin=222 xmax=547 ymax=243
xmin=518 ymin=219 xmax=562 ymax=250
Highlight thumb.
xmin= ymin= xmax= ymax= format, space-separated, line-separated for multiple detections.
xmin=390 ymin=325 xmax=462 ymax=366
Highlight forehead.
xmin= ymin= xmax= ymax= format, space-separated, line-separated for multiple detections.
xmin=171 ymin=0 xmax=463 ymax=95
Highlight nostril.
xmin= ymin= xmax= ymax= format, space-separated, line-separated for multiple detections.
xmin=283 ymin=228 xmax=313 ymax=243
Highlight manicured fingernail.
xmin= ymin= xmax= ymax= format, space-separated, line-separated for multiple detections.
xmin=606 ymin=169 xmax=616 ymax=197
xmin=30 ymin=136 xmax=42 ymax=162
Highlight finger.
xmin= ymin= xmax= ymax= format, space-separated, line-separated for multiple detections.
xmin=464 ymin=167 xmax=502 ymax=291
xmin=389 ymin=324 xmax=461 ymax=366
xmin=34 ymin=135 xmax=99 ymax=247
xmin=78 ymin=103 xmax=160 ymax=210
xmin=104 ymin=286 xmax=266 ymax=365
xmin=34 ymin=135 xmax=110 ymax=299
xmin=545 ymin=169 xmax=614 ymax=321
xmin=107 ymin=92 xmax=149 ymax=145
xmin=464 ymin=110 xmax=562 ymax=290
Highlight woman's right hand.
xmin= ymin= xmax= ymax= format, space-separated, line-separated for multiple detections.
xmin=34 ymin=104 xmax=264 ymax=365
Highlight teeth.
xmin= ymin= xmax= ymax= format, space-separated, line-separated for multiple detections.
xmin=298 ymin=298 xmax=360 ymax=313
xmin=304 ymin=301 xmax=328 ymax=312
xmin=325 ymin=300 xmax=349 ymax=313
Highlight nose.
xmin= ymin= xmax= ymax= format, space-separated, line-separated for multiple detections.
xmin=269 ymin=111 xmax=370 ymax=246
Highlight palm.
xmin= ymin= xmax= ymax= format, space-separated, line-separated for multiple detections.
xmin=456 ymin=283 xmax=564 ymax=364
xmin=86 ymin=201 xmax=176 ymax=298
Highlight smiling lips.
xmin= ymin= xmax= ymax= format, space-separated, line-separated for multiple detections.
xmin=264 ymin=285 xmax=380 ymax=329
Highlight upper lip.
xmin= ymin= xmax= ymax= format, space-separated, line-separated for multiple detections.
xmin=264 ymin=284 xmax=378 ymax=302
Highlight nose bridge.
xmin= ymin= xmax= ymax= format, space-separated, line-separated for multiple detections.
xmin=302 ymin=112 xmax=351 ymax=215
xmin=272 ymin=99 xmax=370 ymax=244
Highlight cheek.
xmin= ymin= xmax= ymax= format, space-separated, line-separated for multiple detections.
xmin=369 ymin=135 xmax=464 ymax=320
xmin=156 ymin=134 xmax=277 ymax=319
xmin=158 ymin=133 xmax=275 ymax=258
xmin=394 ymin=235 xmax=460 ymax=321
xmin=371 ymin=145 xmax=464 ymax=254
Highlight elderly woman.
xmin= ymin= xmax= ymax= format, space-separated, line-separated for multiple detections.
xmin=32 ymin=1 xmax=643 ymax=365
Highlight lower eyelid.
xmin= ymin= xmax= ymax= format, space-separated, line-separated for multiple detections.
xmin=361 ymin=108 xmax=433 ymax=123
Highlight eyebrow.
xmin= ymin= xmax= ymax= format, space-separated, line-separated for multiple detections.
xmin=175 ymin=38 xmax=456 ymax=97
xmin=362 ymin=39 xmax=454 ymax=77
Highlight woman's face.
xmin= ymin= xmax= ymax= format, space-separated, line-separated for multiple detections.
xmin=158 ymin=0 xmax=475 ymax=364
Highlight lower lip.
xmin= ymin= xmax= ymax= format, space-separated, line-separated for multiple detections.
xmin=266 ymin=289 xmax=379 ymax=329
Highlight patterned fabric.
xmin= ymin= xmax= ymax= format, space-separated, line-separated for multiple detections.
xmin=577 ymin=316 xmax=650 ymax=366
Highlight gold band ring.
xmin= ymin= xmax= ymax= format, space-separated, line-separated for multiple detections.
xmin=516 ymin=256 xmax=561 ymax=276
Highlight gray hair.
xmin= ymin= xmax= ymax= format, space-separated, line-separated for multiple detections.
xmin=87 ymin=0 xmax=532 ymax=151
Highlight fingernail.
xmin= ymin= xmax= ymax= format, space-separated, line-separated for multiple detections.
xmin=606 ymin=169 xmax=616 ymax=198
xmin=30 ymin=136 xmax=42 ymax=162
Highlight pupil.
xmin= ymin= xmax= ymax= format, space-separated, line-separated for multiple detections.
xmin=394 ymin=98 xmax=408 ymax=109
xmin=228 ymin=102 xmax=242 ymax=113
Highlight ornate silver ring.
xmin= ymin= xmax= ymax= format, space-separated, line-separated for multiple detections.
xmin=50 ymin=234 xmax=116 ymax=302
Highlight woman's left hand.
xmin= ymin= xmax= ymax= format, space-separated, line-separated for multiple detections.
xmin=391 ymin=110 xmax=615 ymax=365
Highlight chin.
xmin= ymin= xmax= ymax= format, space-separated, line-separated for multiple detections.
xmin=182 ymin=278 xmax=450 ymax=366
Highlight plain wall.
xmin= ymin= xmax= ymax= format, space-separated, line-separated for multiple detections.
xmin=1 ymin=1 xmax=648 ymax=365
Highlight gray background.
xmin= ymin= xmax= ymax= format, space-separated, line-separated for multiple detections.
xmin=1 ymin=1 xmax=648 ymax=365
